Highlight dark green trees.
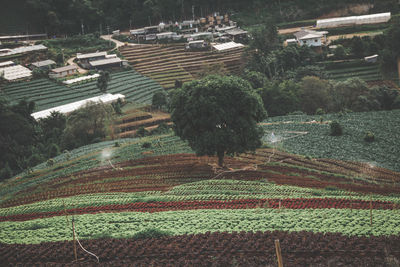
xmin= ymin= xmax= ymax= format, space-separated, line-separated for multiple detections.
xmin=97 ymin=71 xmax=111 ymax=94
xmin=171 ymin=75 xmax=267 ymax=167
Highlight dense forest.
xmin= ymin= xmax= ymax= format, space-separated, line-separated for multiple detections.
xmin=1 ymin=0 xmax=398 ymax=35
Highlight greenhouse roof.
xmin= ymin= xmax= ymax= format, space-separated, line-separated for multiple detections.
xmin=77 ymin=51 xmax=107 ymax=60
xmin=0 ymin=65 xmax=32 ymax=81
xmin=31 ymin=59 xmax=56 ymax=67
xmin=63 ymin=73 xmax=100 ymax=85
xmin=31 ymin=93 xmax=125 ymax=120
xmin=212 ymin=42 xmax=244 ymax=51
xmin=317 ymin=12 xmax=391 ymax=25
xmin=89 ymin=57 xmax=122 ymax=67
xmin=0 ymin=61 xmax=14 ymax=67
xmin=0 ymin=45 xmax=47 ymax=57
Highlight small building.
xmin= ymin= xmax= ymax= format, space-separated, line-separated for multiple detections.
xmin=77 ymin=51 xmax=107 ymax=68
xmin=294 ymin=29 xmax=328 ymax=47
xmin=144 ymin=26 xmax=159 ymax=34
xmin=226 ymin=28 xmax=248 ymax=43
xmin=185 ymin=40 xmax=208 ymax=50
xmin=285 ymin=39 xmax=298 ymax=46
xmin=156 ymin=32 xmax=176 ymax=40
xmin=30 ymin=59 xmax=56 ymax=70
xmin=89 ymin=57 xmax=125 ymax=70
xmin=364 ymin=54 xmax=378 ymax=63
xmin=49 ymin=65 xmax=78 ymax=78
xmin=190 ymin=32 xmax=213 ymax=41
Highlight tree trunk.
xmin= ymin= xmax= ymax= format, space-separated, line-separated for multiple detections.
xmin=217 ymin=150 xmax=224 ymax=167
xmin=397 ymin=57 xmax=400 ymax=82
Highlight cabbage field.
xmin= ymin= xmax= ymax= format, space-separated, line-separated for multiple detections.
xmin=1 ymin=70 xmax=163 ymax=111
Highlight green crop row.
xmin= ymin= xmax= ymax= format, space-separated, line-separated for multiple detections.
xmin=1 ymin=208 xmax=399 ymax=244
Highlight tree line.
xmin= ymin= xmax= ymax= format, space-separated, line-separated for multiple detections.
xmin=2 ymin=0 xmax=398 ymax=35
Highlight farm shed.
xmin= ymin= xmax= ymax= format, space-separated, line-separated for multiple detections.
xmin=89 ymin=57 xmax=124 ymax=70
xmin=185 ymin=40 xmax=208 ymax=50
xmin=225 ymin=29 xmax=248 ymax=43
xmin=0 ymin=44 xmax=47 ymax=57
xmin=0 ymin=65 xmax=32 ymax=81
xmin=212 ymin=42 xmax=244 ymax=52
xmin=294 ymin=29 xmax=328 ymax=47
xmin=364 ymin=54 xmax=378 ymax=63
xmin=0 ymin=34 xmax=47 ymax=42
xmin=317 ymin=12 xmax=391 ymax=28
xmin=190 ymin=32 xmax=213 ymax=41
xmin=31 ymin=93 xmax=126 ymax=120
xmin=63 ymin=73 xmax=100 ymax=85
xmin=49 ymin=65 xmax=78 ymax=78
xmin=77 ymin=51 xmax=107 ymax=68
xmin=30 ymin=59 xmax=56 ymax=69
xmin=156 ymin=32 xmax=176 ymax=40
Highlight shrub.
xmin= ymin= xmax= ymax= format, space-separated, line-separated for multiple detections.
xmin=0 ymin=162 xmax=13 ymax=180
xmin=330 ymin=121 xmax=343 ymax=136
xmin=46 ymin=159 xmax=55 ymax=167
xmin=315 ymin=108 xmax=325 ymax=115
xmin=114 ymin=142 xmax=121 ymax=147
xmin=364 ymin=131 xmax=375 ymax=142
xmin=135 ymin=126 xmax=148 ymax=137
xmin=142 ymin=142 xmax=151 ymax=148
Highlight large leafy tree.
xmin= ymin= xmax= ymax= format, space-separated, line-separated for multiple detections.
xmin=97 ymin=71 xmax=111 ymax=94
xmin=171 ymin=75 xmax=266 ymax=166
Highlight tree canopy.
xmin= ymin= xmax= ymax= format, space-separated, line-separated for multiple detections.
xmin=171 ymin=75 xmax=266 ymax=166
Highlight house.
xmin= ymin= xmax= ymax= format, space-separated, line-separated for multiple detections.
xmin=225 ymin=28 xmax=248 ymax=43
xmin=77 ymin=52 xmax=107 ymax=69
xmin=30 ymin=59 xmax=56 ymax=70
xmin=89 ymin=57 xmax=126 ymax=70
xmin=49 ymin=65 xmax=78 ymax=78
xmin=293 ymin=29 xmax=328 ymax=47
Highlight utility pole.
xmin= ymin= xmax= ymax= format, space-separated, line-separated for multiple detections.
xmin=129 ymin=19 xmax=132 ymax=30
xmin=107 ymin=26 xmax=111 ymax=47
xmin=192 ymin=5 xmax=195 ymax=21
xmin=99 ymin=23 xmax=102 ymax=35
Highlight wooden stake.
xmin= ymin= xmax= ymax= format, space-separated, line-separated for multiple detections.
xmin=275 ymin=239 xmax=284 ymax=267
xmin=370 ymin=195 xmax=373 ymax=227
xmin=72 ymin=218 xmax=78 ymax=262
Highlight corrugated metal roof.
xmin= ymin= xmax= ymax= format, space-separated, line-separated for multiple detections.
xmin=89 ymin=57 xmax=122 ymax=67
xmin=31 ymin=59 xmax=56 ymax=67
xmin=294 ymin=30 xmax=327 ymax=40
xmin=226 ymin=29 xmax=248 ymax=36
xmin=31 ymin=93 xmax=126 ymax=120
xmin=0 ymin=45 xmax=47 ymax=57
xmin=50 ymin=65 xmax=77 ymax=73
xmin=77 ymin=51 xmax=107 ymax=60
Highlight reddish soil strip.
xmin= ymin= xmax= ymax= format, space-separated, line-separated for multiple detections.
xmin=1 ymin=231 xmax=399 ymax=266
xmin=1 ymin=198 xmax=395 ymax=222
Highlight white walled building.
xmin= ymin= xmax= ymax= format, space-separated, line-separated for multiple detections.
xmin=293 ymin=29 xmax=328 ymax=47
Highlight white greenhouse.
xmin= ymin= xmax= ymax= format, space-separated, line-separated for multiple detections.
xmin=31 ymin=93 xmax=125 ymax=120
xmin=317 ymin=12 xmax=391 ymax=28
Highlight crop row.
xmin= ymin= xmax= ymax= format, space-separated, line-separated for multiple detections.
xmin=0 ymin=197 xmax=396 ymax=222
xmin=1 ymin=231 xmax=399 ymax=266
xmin=1 ymin=208 xmax=399 ymax=244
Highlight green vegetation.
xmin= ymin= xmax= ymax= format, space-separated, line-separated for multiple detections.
xmin=2 ymin=70 xmax=163 ymax=112
xmin=1 ymin=208 xmax=399 ymax=244
xmin=261 ymin=109 xmax=400 ymax=171
xmin=171 ymin=75 xmax=266 ymax=166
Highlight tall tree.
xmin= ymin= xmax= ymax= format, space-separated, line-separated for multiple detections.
xmin=171 ymin=75 xmax=266 ymax=166
xmin=97 ymin=71 xmax=111 ymax=94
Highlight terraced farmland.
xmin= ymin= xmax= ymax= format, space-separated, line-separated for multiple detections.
xmin=0 ymin=132 xmax=399 ymax=265
xmin=119 ymin=44 xmax=246 ymax=89
xmin=326 ymin=63 xmax=382 ymax=81
xmin=1 ymin=70 xmax=163 ymax=112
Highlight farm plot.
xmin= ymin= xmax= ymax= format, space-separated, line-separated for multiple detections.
xmin=1 ymin=70 xmax=163 ymax=111
xmin=2 ymin=232 xmax=399 ymax=266
xmin=119 ymin=44 xmax=246 ymax=89
xmin=324 ymin=62 xmax=382 ymax=81
xmin=260 ymin=109 xmax=400 ymax=172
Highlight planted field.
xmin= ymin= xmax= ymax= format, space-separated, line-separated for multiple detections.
xmin=0 ymin=131 xmax=399 ymax=264
xmin=1 ymin=70 xmax=163 ymax=111
xmin=119 ymin=44 xmax=246 ymax=89
xmin=261 ymin=109 xmax=400 ymax=172
xmin=325 ymin=62 xmax=382 ymax=81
